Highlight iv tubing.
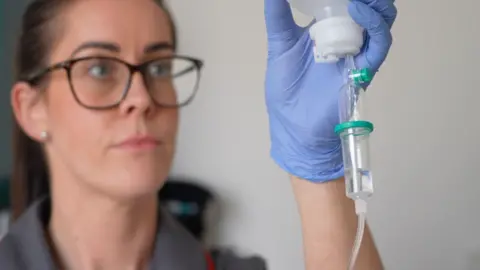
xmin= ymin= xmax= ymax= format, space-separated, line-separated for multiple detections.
xmin=348 ymin=199 xmax=367 ymax=270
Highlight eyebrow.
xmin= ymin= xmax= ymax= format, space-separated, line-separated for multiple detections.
xmin=70 ymin=42 xmax=120 ymax=57
xmin=70 ymin=41 xmax=174 ymax=57
xmin=144 ymin=42 xmax=174 ymax=54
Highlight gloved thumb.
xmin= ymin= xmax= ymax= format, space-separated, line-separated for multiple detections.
xmin=348 ymin=1 xmax=392 ymax=72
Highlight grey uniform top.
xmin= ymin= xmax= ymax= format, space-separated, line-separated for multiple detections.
xmin=0 ymin=198 xmax=266 ymax=270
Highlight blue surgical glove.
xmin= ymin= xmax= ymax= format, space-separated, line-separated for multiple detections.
xmin=264 ymin=0 xmax=397 ymax=182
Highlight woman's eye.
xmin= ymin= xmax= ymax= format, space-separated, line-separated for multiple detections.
xmin=89 ymin=64 xmax=110 ymax=78
xmin=148 ymin=63 xmax=171 ymax=77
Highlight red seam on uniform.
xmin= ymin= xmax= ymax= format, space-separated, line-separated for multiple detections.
xmin=205 ymin=252 xmax=215 ymax=270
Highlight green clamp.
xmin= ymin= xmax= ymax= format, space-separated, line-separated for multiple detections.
xmin=350 ymin=68 xmax=373 ymax=86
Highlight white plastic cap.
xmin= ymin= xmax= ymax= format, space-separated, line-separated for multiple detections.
xmin=309 ymin=17 xmax=364 ymax=63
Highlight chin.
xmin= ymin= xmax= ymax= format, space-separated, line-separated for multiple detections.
xmin=98 ymin=163 xmax=171 ymax=200
xmin=86 ymin=146 xmax=175 ymax=200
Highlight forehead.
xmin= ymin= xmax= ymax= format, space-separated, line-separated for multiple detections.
xmin=52 ymin=0 xmax=172 ymax=61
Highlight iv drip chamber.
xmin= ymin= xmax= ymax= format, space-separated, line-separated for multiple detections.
xmin=335 ymin=121 xmax=374 ymax=201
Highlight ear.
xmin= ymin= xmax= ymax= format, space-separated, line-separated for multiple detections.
xmin=11 ymin=82 xmax=48 ymax=142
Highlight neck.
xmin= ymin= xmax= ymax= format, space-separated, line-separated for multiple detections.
xmin=48 ymin=180 xmax=159 ymax=270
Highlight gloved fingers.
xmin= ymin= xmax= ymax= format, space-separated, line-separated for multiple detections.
xmin=264 ymin=0 xmax=302 ymax=49
xmin=349 ymin=1 xmax=392 ymax=71
xmin=353 ymin=0 xmax=397 ymax=28
xmin=264 ymin=0 xmax=297 ymax=35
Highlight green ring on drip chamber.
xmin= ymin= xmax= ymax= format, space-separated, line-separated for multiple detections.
xmin=334 ymin=120 xmax=374 ymax=135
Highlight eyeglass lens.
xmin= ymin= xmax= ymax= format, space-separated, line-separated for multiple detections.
xmin=70 ymin=57 xmax=199 ymax=107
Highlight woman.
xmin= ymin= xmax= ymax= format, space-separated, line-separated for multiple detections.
xmin=0 ymin=0 xmax=397 ymax=269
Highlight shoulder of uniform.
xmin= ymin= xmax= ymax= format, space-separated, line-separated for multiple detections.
xmin=0 ymin=234 xmax=25 ymax=270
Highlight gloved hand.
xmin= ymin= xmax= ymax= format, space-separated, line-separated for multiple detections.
xmin=264 ymin=0 xmax=397 ymax=182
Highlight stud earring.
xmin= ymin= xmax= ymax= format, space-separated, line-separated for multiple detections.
xmin=40 ymin=131 xmax=49 ymax=140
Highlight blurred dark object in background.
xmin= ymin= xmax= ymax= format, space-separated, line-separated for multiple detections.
xmin=0 ymin=176 xmax=10 ymax=211
xmin=0 ymin=176 xmax=10 ymax=239
xmin=158 ymin=178 xmax=213 ymax=241
xmin=158 ymin=178 xmax=267 ymax=268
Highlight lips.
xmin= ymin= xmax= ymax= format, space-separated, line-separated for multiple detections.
xmin=115 ymin=135 xmax=160 ymax=150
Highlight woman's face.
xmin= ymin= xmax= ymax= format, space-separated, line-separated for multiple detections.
xmin=24 ymin=0 xmax=178 ymax=198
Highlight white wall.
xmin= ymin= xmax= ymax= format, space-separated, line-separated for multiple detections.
xmin=167 ymin=0 xmax=480 ymax=269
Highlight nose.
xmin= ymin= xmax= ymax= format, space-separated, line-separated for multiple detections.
xmin=119 ymin=73 xmax=155 ymax=116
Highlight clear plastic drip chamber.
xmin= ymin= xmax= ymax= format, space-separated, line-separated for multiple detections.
xmin=287 ymin=0 xmax=364 ymax=63
xmin=336 ymin=122 xmax=373 ymax=200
